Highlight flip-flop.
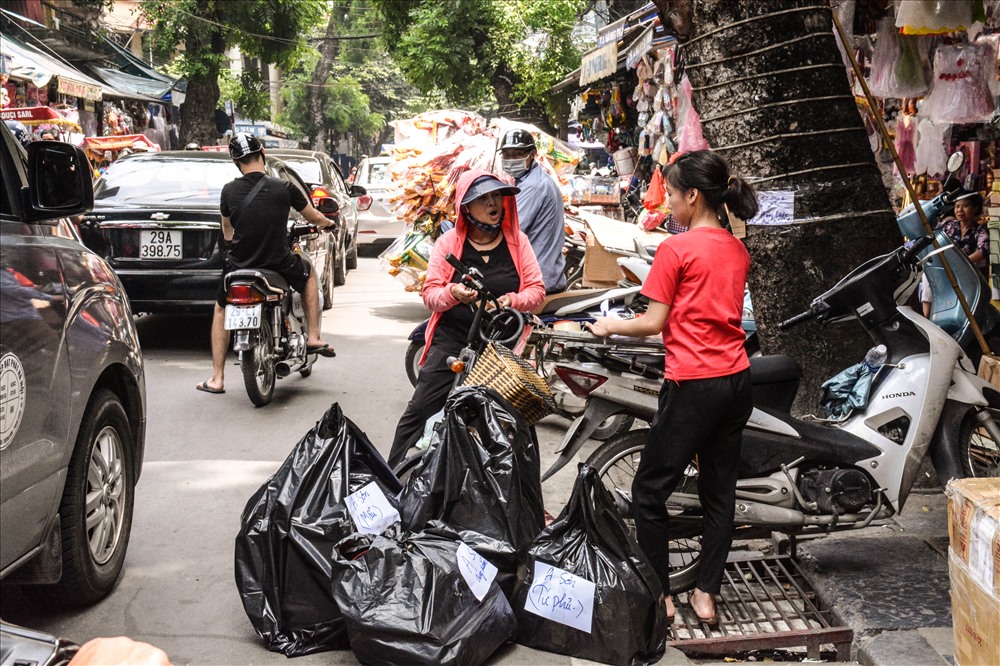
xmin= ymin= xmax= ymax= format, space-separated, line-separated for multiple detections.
xmin=196 ymin=381 xmax=225 ymax=394
xmin=307 ymin=344 xmax=336 ymax=358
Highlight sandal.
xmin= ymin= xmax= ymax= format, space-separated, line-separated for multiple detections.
xmin=689 ymin=589 xmax=719 ymax=626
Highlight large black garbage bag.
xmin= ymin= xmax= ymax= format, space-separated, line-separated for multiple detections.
xmin=512 ymin=466 xmax=667 ymax=666
xmin=331 ymin=523 xmax=517 ymax=666
xmin=234 ymin=403 xmax=402 ymax=656
xmin=399 ymin=386 xmax=545 ymax=591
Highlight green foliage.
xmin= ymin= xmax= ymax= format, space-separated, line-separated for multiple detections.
xmin=277 ymin=72 xmax=384 ymax=149
xmin=372 ymin=0 xmax=588 ymax=113
xmin=139 ymin=0 xmax=326 ymax=79
xmin=218 ymin=69 xmax=270 ymax=122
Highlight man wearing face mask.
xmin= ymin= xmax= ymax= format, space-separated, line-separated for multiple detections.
xmin=498 ymin=129 xmax=567 ymax=293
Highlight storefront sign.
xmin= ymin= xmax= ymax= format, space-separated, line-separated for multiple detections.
xmin=1 ymin=106 xmax=60 ymax=123
xmin=57 ymin=77 xmax=101 ymax=101
xmin=580 ymin=42 xmax=618 ymax=86
xmin=597 ymin=17 xmax=626 ymax=46
xmin=625 ymin=24 xmax=655 ymax=70
xmin=749 ymin=191 xmax=795 ymax=225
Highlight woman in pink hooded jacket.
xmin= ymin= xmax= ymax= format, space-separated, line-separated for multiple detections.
xmin=388 ymin=169 xmax=545 ymax=467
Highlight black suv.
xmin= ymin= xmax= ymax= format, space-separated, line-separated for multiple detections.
xmin=0 ymin=123 xmax=146 ymax=605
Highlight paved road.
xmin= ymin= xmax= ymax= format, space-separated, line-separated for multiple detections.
xmin=4 ymin=257 xmax=691 ymax=665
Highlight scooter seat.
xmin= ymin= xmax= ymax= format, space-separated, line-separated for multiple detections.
xmin=225 ymin=268 xmax=289 ymax=294
xmin=749 ymin=354 xmax=802 ymax=413
xmin=749 ymin=354 xmax=802 ymax=384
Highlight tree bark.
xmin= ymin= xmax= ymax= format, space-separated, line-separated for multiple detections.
xmin=178 ymin=7 xmax=225 ymax=148
xmin=304 ymin=9 xmax=341 ymax=152
xmin=653 ymin=0 xmax=903 ymax=413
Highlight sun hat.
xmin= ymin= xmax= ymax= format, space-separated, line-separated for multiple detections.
xmin=461 ymin=175 xmax=520 ymax=205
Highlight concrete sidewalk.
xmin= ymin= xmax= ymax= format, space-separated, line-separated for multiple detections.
xmin=794 ymin=487 xmax=954 ymax=666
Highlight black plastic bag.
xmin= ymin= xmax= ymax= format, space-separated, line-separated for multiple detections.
xmin=512 ymin=466 xmax=667 ymax=666
xmin=399 ymin=386 xmax=545 ymax=591
xmin=234 ymin=403 xmax=402 ymax=656
xmin=331 ymin=523 xmax=517 ymax=666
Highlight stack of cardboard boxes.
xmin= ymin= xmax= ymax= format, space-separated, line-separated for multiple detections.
xmin=946 ymin=478 xmax=1000 ymax=666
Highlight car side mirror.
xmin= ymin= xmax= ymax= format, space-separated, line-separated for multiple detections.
xmin=23 ymin=142 xmax=94 ymax=223
xmin=316 ymin=197 xmax=339 ymax=217
xmin=349 ymin=185 xmax=367 ymax=197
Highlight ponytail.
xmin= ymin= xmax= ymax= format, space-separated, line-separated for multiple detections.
xmin=725 ymin=176 xmax=759 ymax=221
xmin=666 ymin=149 xmax=759 ymax=222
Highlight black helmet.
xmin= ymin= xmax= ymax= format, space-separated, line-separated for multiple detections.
xmin=498 ymin=129 xmax=536 ymax=152
xmin=228 ymin=132 xmax=262 ymax=160
xmin=184 ymin=142 xmax=201 ymax=151
xmin=4 ymin=120 xmax=31 ymax=149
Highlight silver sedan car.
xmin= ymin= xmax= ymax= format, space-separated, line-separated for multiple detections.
xmin=353 ymin=155 xmax=403 ymax=249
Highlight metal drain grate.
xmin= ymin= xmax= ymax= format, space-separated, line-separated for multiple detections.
xmin=669 ymin=556 xmax=853 ymax=661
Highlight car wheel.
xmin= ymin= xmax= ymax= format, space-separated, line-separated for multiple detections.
xmin=334 ymin=236 xmax=347 ymax=287
xmin=321 ymin=243 xmax=334 ymax=311
xmin=346 ymin=235 xmax=358 ymax=270
xmin=50 ymin=388 xmax=135 ymax=606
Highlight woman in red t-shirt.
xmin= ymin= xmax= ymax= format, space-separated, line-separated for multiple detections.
xmin=587 ymin=150 xmax=758 ymax=628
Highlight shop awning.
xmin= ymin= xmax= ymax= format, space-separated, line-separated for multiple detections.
xmin=1 ymin=34 xmax=104 ymax=101
xmin=0 ymin=105 xmax=82 ymax=131
xmin=88 ymin=65 xmax=175 ymax=101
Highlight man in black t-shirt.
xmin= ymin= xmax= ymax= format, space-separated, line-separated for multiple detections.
xmin=197 ymin=133 xmax=333 ymax=395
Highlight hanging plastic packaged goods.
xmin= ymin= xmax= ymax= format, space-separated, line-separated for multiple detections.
xmin=895 ymin=0 xmax=973 ymax=35
xmin=512 ymin=466 xmax=667 ymax=666
xmin=398 ymin=386 xmax=545 ymax=594
xmin=330 ymin=524 xmax=517 ymax=666
xmin=922 ymin=43 xmax=996 ymax=124
xmin=867 ymin=17 xmax=900 ymax=99
xmin=913 ymin=116 xmax=949 ymax=177
xmin=234 ymin=404 xmax=402 ymax=656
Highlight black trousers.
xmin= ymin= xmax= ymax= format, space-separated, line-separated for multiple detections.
xmin=632 ymin=368 xmax=753 ymax=596
xmin=388 ymin=335 xmax=465 ymax=468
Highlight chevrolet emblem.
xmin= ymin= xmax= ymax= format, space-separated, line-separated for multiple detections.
xmin=150 ymin=213 xmax=170 ymax=221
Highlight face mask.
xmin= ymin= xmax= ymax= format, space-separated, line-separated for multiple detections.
xmin=502 ymin=157 xmax=531 ymax=179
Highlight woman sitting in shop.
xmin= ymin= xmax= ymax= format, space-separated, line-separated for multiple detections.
xmin=387 ymin=169 xmax=546 ymax=469
xmin=921 ymin=190 xmax=988 ymax=318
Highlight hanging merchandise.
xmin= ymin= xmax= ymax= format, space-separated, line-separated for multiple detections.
xmin=893 ymin=34 xmax=932 ymax=98
xmin=398 ymin=386 xmax=546 ymax=595
xmin=331 ymin=524 xmax=518 ymax=666
xmin=975 ymin=32 xmax=1000 ymax=97
xmin=895 ymin=113 xmax=918 ymax=175
xmin=512 ymin=466 xmax=667 ymax=666
xmin=922 ymin=43 xmax=996 ymax=124
xmin=675 ymin=77 xmax=709 ymax=154
xmin=895 ymin=0 xmax=973 ymax=35
xmin=867 ymin=17 xmax=900 ymax=99
xmin=913 ymin=116 xmax=949 ymax=177
xmin=234 ymin=404 xmax=402 ymax=657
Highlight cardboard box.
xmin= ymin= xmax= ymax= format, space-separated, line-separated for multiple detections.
xmin=947 ymin=479 xmax=1000 ymax=666
xmin=577 ymin=211 xmax=668 ymax=288
xmin=950 ymin=551 xmax=1000 ymax=666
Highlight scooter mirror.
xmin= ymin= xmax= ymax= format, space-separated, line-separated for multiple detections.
xmin=947 ymin=151 xmax=965 ymax=173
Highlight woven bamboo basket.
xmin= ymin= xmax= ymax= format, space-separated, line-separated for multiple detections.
xmin=461 ymin=342 xmax=556 ymax=425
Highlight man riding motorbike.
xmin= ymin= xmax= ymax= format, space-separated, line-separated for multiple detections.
xmin=196 ymin=132 xmax=334 ymax=394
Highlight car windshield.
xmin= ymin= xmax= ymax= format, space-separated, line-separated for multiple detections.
xmin=94 ymin=158 xmax=238 ymax=206
xmin=364 ymin=161 xmax=390 ymax=185
xmin=279 ymin=158 xmax=323 ymax=185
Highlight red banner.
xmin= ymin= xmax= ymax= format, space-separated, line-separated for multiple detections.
xmin=84 ymin=134 xmax=160 ymax=155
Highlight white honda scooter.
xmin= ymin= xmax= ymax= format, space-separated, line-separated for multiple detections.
xmin=546 ymin=236 xmax=1000 ymax=592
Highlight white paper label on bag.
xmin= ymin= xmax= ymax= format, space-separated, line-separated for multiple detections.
xmin=456 ymin=543 xmax=498 ymax=601
xmin=344 ymin=482 xmax=399 ymax=535
xmin=524 ymin=561 xmax=596 ymax=633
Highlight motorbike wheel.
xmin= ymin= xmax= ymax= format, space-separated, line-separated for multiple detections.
xmin=321 ymin=247 xmax=334 ymax=311
xmin=242 ymin=319 xmax=276 ymax=407
xmin=586 ymin=428 xmax=704 ymax=593
xmin=393 ymin=449 xmax=427 ymax=485
xmin=959 ymin=407 xmax=1000 ymax=477
xmin=405 ymin=341 xmax=424 ymax=388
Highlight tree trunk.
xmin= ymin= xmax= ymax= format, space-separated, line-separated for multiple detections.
xmin=178 ymin=13 xmax=224 ymax=147
xmin=654 ymin=0 xmax=903 ymax=413
xmin=305 ymin=9 xmax=341 ymax=152
xmin=492 ymin=64 xmax=557 ymax=135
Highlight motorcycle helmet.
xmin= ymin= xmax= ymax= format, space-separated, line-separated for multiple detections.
xmin=497 ymin=129 xmax=536 ymax=152
xmin=228 ymin=132 xmax=263 ymax=160
xmin=4 ymin=120 xmax=32 ymax=149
